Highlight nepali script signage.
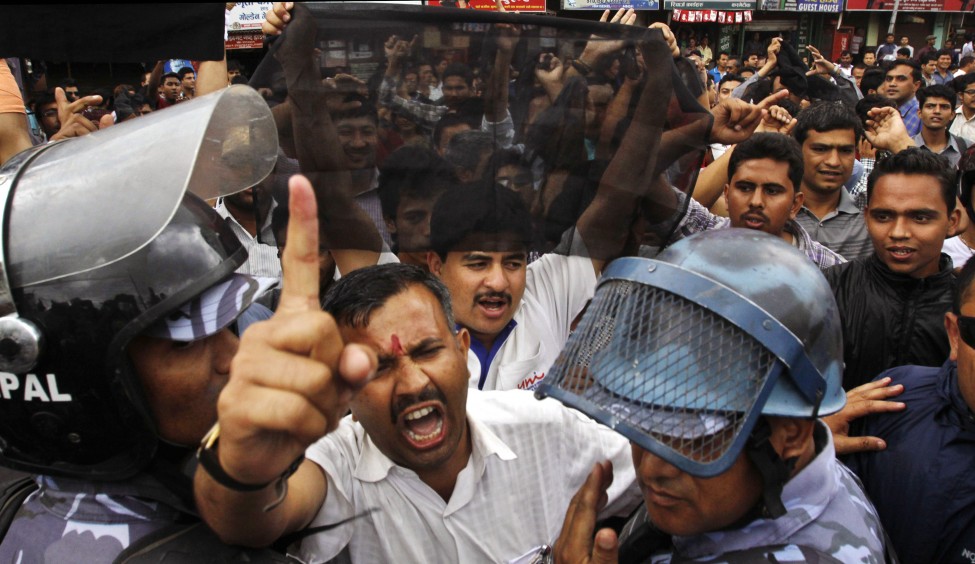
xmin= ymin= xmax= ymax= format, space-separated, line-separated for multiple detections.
xmin=664 ymin=0 xmax=756 ymax=11
xmin=562 ymin=0 xmax=661 ymax=8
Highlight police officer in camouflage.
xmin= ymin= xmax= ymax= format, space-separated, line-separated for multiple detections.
xmin=0 ymin=87 xmax=290 ymax=562
xmin=538 ymin=229 xmax=892 ymax=563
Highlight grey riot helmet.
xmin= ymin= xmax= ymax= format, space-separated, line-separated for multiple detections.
xmin=537 ymin=229 xmax=844 ymax=488
xmin=0 ymin=85 xmax=278 ymax=479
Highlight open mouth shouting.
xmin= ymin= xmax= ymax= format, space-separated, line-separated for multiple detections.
xmin=399 ymin=403 xmax=447 ymax=449
xmin=475 ymin=292 xmax=511 ymax=320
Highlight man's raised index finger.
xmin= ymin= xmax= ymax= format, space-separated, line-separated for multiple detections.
xmin=278 ymin=174 xmax=323 ymax=314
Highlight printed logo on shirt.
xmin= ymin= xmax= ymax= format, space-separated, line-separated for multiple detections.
xmin=962 ymin=548 xmax=975 ymax=563
xmin=0 ymin=373 xmax=73 ymax=402
xmin=517 ymin=372 xmax=545 ymax=391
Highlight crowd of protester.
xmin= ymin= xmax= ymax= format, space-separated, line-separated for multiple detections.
xmin=1 ymin=1 xmax=974 ymax=562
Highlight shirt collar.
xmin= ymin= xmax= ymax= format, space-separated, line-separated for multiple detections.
xmin=836 ymin=186 xmax=861 ymax=214
xmin=353 ymin=407 xmax=517 ymax=483
xmin=912 ymin=132 xmax=963 ymax=153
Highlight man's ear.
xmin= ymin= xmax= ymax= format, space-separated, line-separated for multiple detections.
xmin=790 ymin=190 xmax=805 ymax=219
xmin=946 ymin=311 xmax=961 ymax=362
xmin=384 ymin=215 xmax=397 ymax=235
xmin=948 ymin=207 xmax=962 ymax=238
xmin=767 ymin=416 xmax=815 ymax=470
xmin=427 ymin=251 xmax=444 ymax=276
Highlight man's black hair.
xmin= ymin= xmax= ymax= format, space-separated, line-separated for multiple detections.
xmin=57 ymin=78 xmax=77 ymax=89
xmin=718 ymin=50 xmax=729 ymax=58
xmin=920 ymin=51 xmax=939 ymax=65
xmin=887 ymin=59 xmax=923 ymax=83
xmin=377 ymin=145 xmax=456 ymax=220
xmin=31 ymin=90 xmax=56 ymax=113
xmin=177 ymin=67 xmax=195 ymax=79
xmin=718 ymin=73 xmax=744 ymax=88
xmin=917 ymin=84 xmax=957 ymax=111
xmin=728 ymin=133 xmax=804 ymax=193
xmin=937 ymin=48 xmax=954 ymax=60
xmin=960 ymin=56 xmax=975 ymax=70
xmin=954 ymin=255 xmax=975 ymax=314
xmin=867 ymin=147 xmax=957 ymax=213
xmin=793 ymin=101 xmax=863 ymax=146
xmin=444 ymin=130 xmax=495 ymax=175
xmin=161 ymin=72 xmax=180 ymax=83
xmin=738 ymin=66 xmax=759 ymax=77
xmin=442 ymin=62 xmax=473 ymax=86
xmin=433 ymin=113 xmax=474 ymax=150
xmin=854 ymin=94 xmax=897 ymax=128
xmin=840 ymin=50 xmax=852 ymax=57
xmin=853 ymin=63 xmax=867 ymax=71
xmin=430 ymin=181 xmax=532 ymax=259
xmin=860 ymin=68 xmax=886 ymax=94
xmin=896 ymin=47 xmax=913 ymax=58
xmin=955 ymin=73 xmax=975 ymax=93
xmin=322 ymin=263 xmax=455 ymax=329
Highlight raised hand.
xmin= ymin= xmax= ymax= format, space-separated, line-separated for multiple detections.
xmin=552 ymin=461 xmax=619 ymax=564
xmin=710 ymin=89 xmax=790 ymax=145
xmin=50 ymin=88 xmax=110 ymax=141
xmin=262 ymin=2 xmax=293 ymax=36
xmin=215 ymin=177 xmax=377 ymax=487
xmin=822 ymin=376 xmax=906 ymax=455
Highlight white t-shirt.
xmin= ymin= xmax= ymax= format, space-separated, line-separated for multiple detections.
xmin=943 ymin=236 xmax=974 ymax=270
xmin=299 ymin=390 xmax=640 ymax=563
xmin=467 ymin=252 xmax=597 ymax=391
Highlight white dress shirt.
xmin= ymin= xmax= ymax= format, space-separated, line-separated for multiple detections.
xmin=299 ymin=390 xmax=639 ymax=563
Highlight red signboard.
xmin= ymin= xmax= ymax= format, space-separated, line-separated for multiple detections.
xmin=845 ymin=0 xmax=971 ymax=11
xmin=672 ymin=9 xmax=752 ymax=22
xmin=226 ymin=32 xmax=265 ymax=51
xmin=428 ymin=0 xmax=547 ymax=10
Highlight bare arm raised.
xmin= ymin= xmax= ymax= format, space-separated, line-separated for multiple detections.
xmin=194 ymin=177 xmax=378 ymax=547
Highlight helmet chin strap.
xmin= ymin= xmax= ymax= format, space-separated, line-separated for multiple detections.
xmin=745 ymin=417 xmax=798 ymax=520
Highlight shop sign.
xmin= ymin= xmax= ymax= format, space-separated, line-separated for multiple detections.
xmin=664 ymin=0 xmax=755 ymax=10
xmin=759 ymin=0 xmax=840 ymax=11
xmin=562 ymin=0 xmax=660 ymax=8
xmin=672 ymin=7 xmax=753 ymax=19
xmin=226 ymin=32 xmax=264 ymax=51
xmin=226 ymin=3 xmax=274 ymax=32
xmin=844 ymin=0 xmax=970 ymax=11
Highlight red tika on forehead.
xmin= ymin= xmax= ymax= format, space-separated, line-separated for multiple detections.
xmin=391 ymin=334 xmax=405 ymax=356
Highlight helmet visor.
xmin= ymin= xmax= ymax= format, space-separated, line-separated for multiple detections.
xmin=6 ymin=85 xmax=277 ymax=287
xmin=538 ymin=276 xmax=782 ymax=477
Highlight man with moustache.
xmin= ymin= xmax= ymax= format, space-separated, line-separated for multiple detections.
xmin=671 ymin=132 xmax=845 ymax=270
xmin=537 ymin=230 xmax=889 ymax=563
xmin=193 ymin=180 xmax=640 ymax=563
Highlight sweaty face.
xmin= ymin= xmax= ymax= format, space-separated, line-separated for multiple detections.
xmin=919 ymin=96 xmax=953 ymax=131
xmin=866 ymin=173 xmax=959 ymax=279
xmin=800 ymin=128 xmax=856 ymax=195
xmin=347 ymin=285 xmax=471 ymax=477
xmin=884 ymin=64 xmax=920 ymax=106
xmin=631 ymin=443 xmax=763 ymax=537
xmin=442 ymin=76 xmax=471 ymax=108
xmin=717 ymin=80 xmax=741 ymax=103
xmin=429 ymin=246 xmax=527 ymax=349
xmin=129 ymin=329 xmax=238 ymax=446
xmin=336 ymin=116 xmax=378 ymax=170
xmin=725 ymin=158 xmax=802 ymax=238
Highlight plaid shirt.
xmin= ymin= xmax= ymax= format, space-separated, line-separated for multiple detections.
xmin=900 ymin=98 xmax=921 ymax=137
xmin=675 ymin=197 xmax=846 ymax=270
xmin=379 ymin=76 xmax=447 ymax=133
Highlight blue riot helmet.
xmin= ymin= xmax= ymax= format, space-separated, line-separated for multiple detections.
xmin=0 ymin=86 xmax=278 ymax=479
xmin=537 ymin=229 xmax=845 ymax=516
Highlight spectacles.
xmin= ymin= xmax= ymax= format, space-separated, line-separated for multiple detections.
xmin=957 ymin=316 xmax=975 ymax=348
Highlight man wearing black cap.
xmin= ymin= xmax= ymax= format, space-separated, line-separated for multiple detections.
xmin=916 ymin=34 xmax=939 ymax=63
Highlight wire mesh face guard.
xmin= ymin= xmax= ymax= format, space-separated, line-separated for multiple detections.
xmin=537 ymin=257 xmax=825 ymax=478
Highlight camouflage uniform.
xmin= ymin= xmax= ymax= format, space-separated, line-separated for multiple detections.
xmin=642 ymin=424 xmax=888 ymax=563
xmin=0 ymin=473 xmax=192 ymax=562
